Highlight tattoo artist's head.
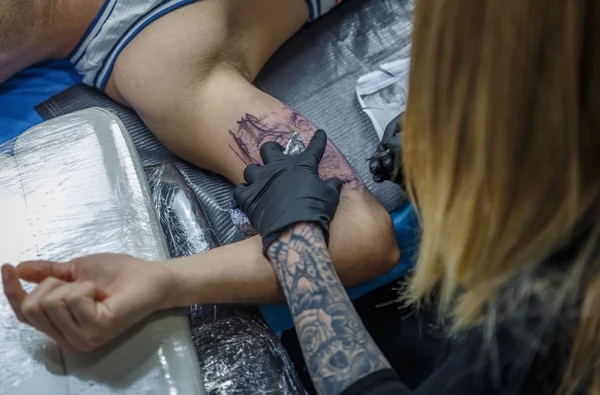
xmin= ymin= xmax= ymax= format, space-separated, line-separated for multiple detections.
xmin=403 ymin=0 xmax=599 ymax=393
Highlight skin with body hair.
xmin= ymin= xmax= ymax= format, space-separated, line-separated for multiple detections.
xmin=0 ymin=0 xmax=37 ymax=51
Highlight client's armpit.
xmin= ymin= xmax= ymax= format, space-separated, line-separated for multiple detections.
xmin=229 ymin=106 xmax=364 ymax=190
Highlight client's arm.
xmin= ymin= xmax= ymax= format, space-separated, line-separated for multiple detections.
xmin=114 ymin=66 xmax=400 ymax=306
xmin=107 ymin=2 xmax=400 ymax=301
xmin=101 ymin=0 xmax=399 ymax=305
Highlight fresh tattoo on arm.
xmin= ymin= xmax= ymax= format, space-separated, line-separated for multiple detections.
xmin=268 ymin=223 xmax=390 ymax=395
xmin=228 ymin=106 xmax=364 ymax=190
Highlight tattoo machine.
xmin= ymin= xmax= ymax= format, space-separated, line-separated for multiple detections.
xmin=230 ymin=132 xmax=307 ymax=237
xmin=368 ymin=113 xmax=405 ymax=186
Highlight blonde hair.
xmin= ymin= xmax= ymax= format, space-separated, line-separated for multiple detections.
xmin=404 ymin=0 xmax=600 ymax=393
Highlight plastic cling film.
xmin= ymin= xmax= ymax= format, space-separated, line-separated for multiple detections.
xmin=147 ymin=162 xmax=306 ymax=394
xmin=188 ymin=305 xmax=307 ymax=395
xmin=146 ymin=163 xmax=219 ymax=257
xmin=229 ymin=200 xmax=259 ymax=239
xmin=356 ymin=55 xmax=411 ymax=142
xmin=0 ymin=109 xmax=204 ymax=395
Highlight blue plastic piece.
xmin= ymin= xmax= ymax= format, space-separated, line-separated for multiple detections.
xmin=0 ymin=60 xmax=81 ymax=145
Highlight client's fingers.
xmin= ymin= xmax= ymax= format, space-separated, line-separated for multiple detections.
xmin=21 ymin=278 xmax=77 ymax=352
xmin=41 ymin=282 xmax=99 ymax=352
xmin=16 ymin=261 xmax=75 ymax=283
xmin=68 ymin=282 xmax=108 ymax=329
xmin=2 ymin=264 xmax=28 ymax=323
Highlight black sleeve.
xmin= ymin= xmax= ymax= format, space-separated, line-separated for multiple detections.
xmin=341 ymin=322 xmax=559 ymax=395
xmin=341 ymin=369 xmax=411 ymax=395
xmin=338 ymin=346 xmax=492 ymax=395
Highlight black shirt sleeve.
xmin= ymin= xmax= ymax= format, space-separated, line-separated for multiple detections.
xmin=341 ymin=369 xmax=411 ymax=395
xmin=340 ymin=319 xmax=560 ymax=395
xmin=338 ymin=344 xmax=493 ymax=395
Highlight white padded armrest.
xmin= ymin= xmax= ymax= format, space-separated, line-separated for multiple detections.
xmin=0 ymin=108 xmax=205 ymax=395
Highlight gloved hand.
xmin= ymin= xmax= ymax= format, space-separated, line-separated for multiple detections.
xmin=233 ymin=129 xmax=343 ymax=255
xmin=368 ymin=112 xmax=404 ymax=185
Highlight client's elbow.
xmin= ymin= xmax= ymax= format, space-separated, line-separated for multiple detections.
xmin=330 ymin=190 xmax=401 ymax=285
xmin=373 ymin=208 xmax=401 ymax=274
xmin=354 ymin=196 xmax=400 ymax=277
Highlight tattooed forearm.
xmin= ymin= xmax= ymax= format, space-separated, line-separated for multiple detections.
xmin=268 ymin=224 xmax=390 ymax=395
xmin=229 ymin=106 xmax=364 ymax=190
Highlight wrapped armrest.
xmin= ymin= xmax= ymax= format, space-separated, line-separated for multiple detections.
xmin=0 ymin=108 xmax=205 ymax=395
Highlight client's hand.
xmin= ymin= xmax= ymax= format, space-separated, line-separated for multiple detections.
xmin=234 ymin=129 xmax=343 ymax=254
xmin=1 ymin=254 xmax=174 ymax=353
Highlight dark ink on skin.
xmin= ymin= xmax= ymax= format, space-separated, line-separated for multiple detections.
xmin=228 ymin=107 xmax=364 ymax=191
xmin=268 ymin=224 xmax=389 ymax=394
xmin=228 ymin=144 xmax=248 ymax=165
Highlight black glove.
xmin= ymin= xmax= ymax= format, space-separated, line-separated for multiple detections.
xmin=233 ymin=129 xmax=343 ymax=255
xmin=368 ymin=112 xmax=404 ymax=186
